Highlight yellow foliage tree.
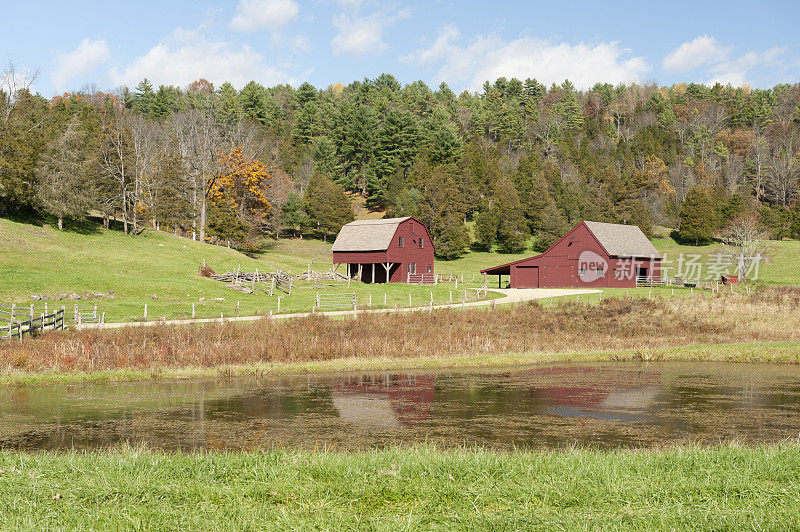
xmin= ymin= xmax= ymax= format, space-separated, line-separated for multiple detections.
xmin=206 ymin=146 xmax=271 ymax=249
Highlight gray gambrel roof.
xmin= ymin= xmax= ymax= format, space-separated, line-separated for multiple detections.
xmin=583 ymin=221 xmax=662 ymax=259
xmin=331 ymin=217 xmax=411 ymax=252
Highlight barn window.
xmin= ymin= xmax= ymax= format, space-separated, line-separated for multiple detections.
xmin=399 ymin=236 xmax=404 ymax=247
xmin=427 ymin=265 xmax=432 ymax=274
xmin=412 ymin=263 xmax=417 ymax=274
xmin=418 ymin=237 xmax=424 ymax=248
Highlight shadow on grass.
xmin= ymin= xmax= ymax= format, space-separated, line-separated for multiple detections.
xmin=669 ymin=230 xmax=719 ymax=247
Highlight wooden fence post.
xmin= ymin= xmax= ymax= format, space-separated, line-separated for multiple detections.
xmin=192 ymin=303 xmax=196 ymax=318
xmin=369 ymin=294 xmax=372 ymax=307
xmin=384 ymin=293 xmax=387 ymax=305
xmin=236 ymin=300 xmax=240 ymax=317
xmin=408 ymin=293 xmax=412 ymax=307
xmin=289 ymin=278 xmax=293 ymax=295
xmin=277 ymin=297 xmax=281 ymax=312
xmin=144 ymin=304 xmax=147 ymax=319
xmin=449 ymin=291 xmax=452 ymax=302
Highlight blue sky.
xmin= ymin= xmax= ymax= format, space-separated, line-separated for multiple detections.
xmin=2 ymin=0 xmax=798 ymax=96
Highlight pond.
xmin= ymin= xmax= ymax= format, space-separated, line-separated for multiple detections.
xmin=1 ymin=362 xmax=799 ymax=451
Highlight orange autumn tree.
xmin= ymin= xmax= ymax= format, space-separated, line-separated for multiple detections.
xmin=206 ymin=146 xmax=271 ymax=249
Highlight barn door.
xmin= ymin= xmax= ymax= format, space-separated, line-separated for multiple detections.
xmin=515 ymin=266 xmax=539 ymax=288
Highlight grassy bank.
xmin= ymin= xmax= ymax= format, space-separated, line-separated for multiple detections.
xmin=2 ymin=287 xmax=800 ymax=385
xmin=1 ymin=445 xmax=798 ymax=529
xmin=3 ymin=216 xmax=800 ymax=324
xmin=0 ymin=218 xmax=493 ymax=323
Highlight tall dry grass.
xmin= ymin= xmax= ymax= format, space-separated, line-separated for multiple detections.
xmin=2 ymin=287 xmax=800 ymax=373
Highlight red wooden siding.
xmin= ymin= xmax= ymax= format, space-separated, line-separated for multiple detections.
xmin=332 ymin=218 xmax=434 ymax=283
xmin=482 ymin=222 xmax=661 ymax=289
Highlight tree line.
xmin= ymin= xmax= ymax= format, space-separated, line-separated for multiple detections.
xmin=1 ymin=64 xmax=799 ymax=258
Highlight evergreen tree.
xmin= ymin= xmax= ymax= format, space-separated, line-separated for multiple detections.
xmin=679 ymin=186 xmax=717 ymax=244
xmin=152 ymin=141 xmax=193 ymax=231
xmin=281 ymin=192 xmax=310 ymax=238
xmin=303 ymin=173 xmax=354 ymax=241
xmin=474 ymin=209 xmax=498 ymax=251
xmin=132 ymin=79 xmax=155 ymax=116
xmin=535 ymin=202 xmax=569 ymax=251
xmin=434 ymin=212 xmax=471 ymax=260
xmin=35 ymin=118 xmax=93 ymax=230
xmin=493 ymin=177 xmax=528 ymax=253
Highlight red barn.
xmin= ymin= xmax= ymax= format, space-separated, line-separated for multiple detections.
xmin=332 ymin=217 xmax=434 ymax=283
xmin=481 ymin=221 xmax=662 ymax=288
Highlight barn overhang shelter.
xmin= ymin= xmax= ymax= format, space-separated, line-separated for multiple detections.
xmin=332 ymin=217 xmax=435 ymax=283
xmin=481 ymin=221 xmax=662 ymax=289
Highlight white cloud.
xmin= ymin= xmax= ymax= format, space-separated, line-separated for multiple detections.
xmin=403 ymin=27 xmax=649 ymax=91
xmin=51 ymin=38 xmax=111 ymax=91
xmin=290 ymin=34 xmax=312 ymax=53
xmin=662 ymin=35 xmax=728 ymax=72
xmin=331 ymin=10 xmax=409 ymax=56
xmin=335 ymin=0 xmax=362 ymax=8
xmin=664 ymin=36 xmax=786 ymax=86
xmin=706 ymin=46 xmax=785 ymax=86
xmin=109 ymin=27 xmax=294 ymax=89
xmin=230 ymin=0 xmax=299 ymax=33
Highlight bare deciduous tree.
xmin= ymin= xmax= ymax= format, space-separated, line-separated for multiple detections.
xmin=721 ymin=214 xmax=772 ymax=281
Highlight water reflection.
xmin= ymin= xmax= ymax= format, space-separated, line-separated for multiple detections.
xmin=0 ymin=362 xmax=799 ymax=451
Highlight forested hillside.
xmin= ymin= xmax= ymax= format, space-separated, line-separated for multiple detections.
xmin=2 ymin=65 xmax=799 ymax=258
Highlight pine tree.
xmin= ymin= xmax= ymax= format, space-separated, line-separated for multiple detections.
xmin=474 ymin=209 xmax=499 ymax=251
xmin=493 ymin=177 xmax=528 ymax=253
xmin=679 ymin=186 xmax=717 ymax=244
xmin=35 ymin=118 xmax=93 ymax=230
xmin=132 ymin=79 xmax=155 ymax=116
xmin=434 ymin=212 xmax=471 ymax=260
xmin=152 ymin=142 xmax=193 ymax=231
xmin=303 ymin=173 xmax=354 ymax=241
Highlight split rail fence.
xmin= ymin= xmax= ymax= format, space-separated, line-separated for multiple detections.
xmin=0 ymin=303 xmax=65 ymax=339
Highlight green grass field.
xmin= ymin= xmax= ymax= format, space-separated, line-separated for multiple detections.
xmin=0 ymin=219 xmax=497 ymax=323
xmin=0 ymin=445 xmax=798 ymax=529
xmin=0 ymin=216 xmax=797 ymax=323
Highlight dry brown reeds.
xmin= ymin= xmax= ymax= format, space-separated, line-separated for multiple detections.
xmin=2 ymin=287 xmax=800 ymax=374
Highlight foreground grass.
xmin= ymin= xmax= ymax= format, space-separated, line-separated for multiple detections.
xmin=0 ymin=445 xmax=798 ymax=529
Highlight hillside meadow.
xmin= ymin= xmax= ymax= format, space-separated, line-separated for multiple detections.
xmin=1 ymin=217 xmax=798 ymax=324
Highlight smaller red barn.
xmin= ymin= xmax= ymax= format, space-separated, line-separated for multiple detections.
xmin=332 ymin=217 xmax=434 ymax=283
xmin=481 ymin=221 xmax=661 ymax=288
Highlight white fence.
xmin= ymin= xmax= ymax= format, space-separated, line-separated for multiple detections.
xmin=316 ymin=292 xmax=357 ymax=311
